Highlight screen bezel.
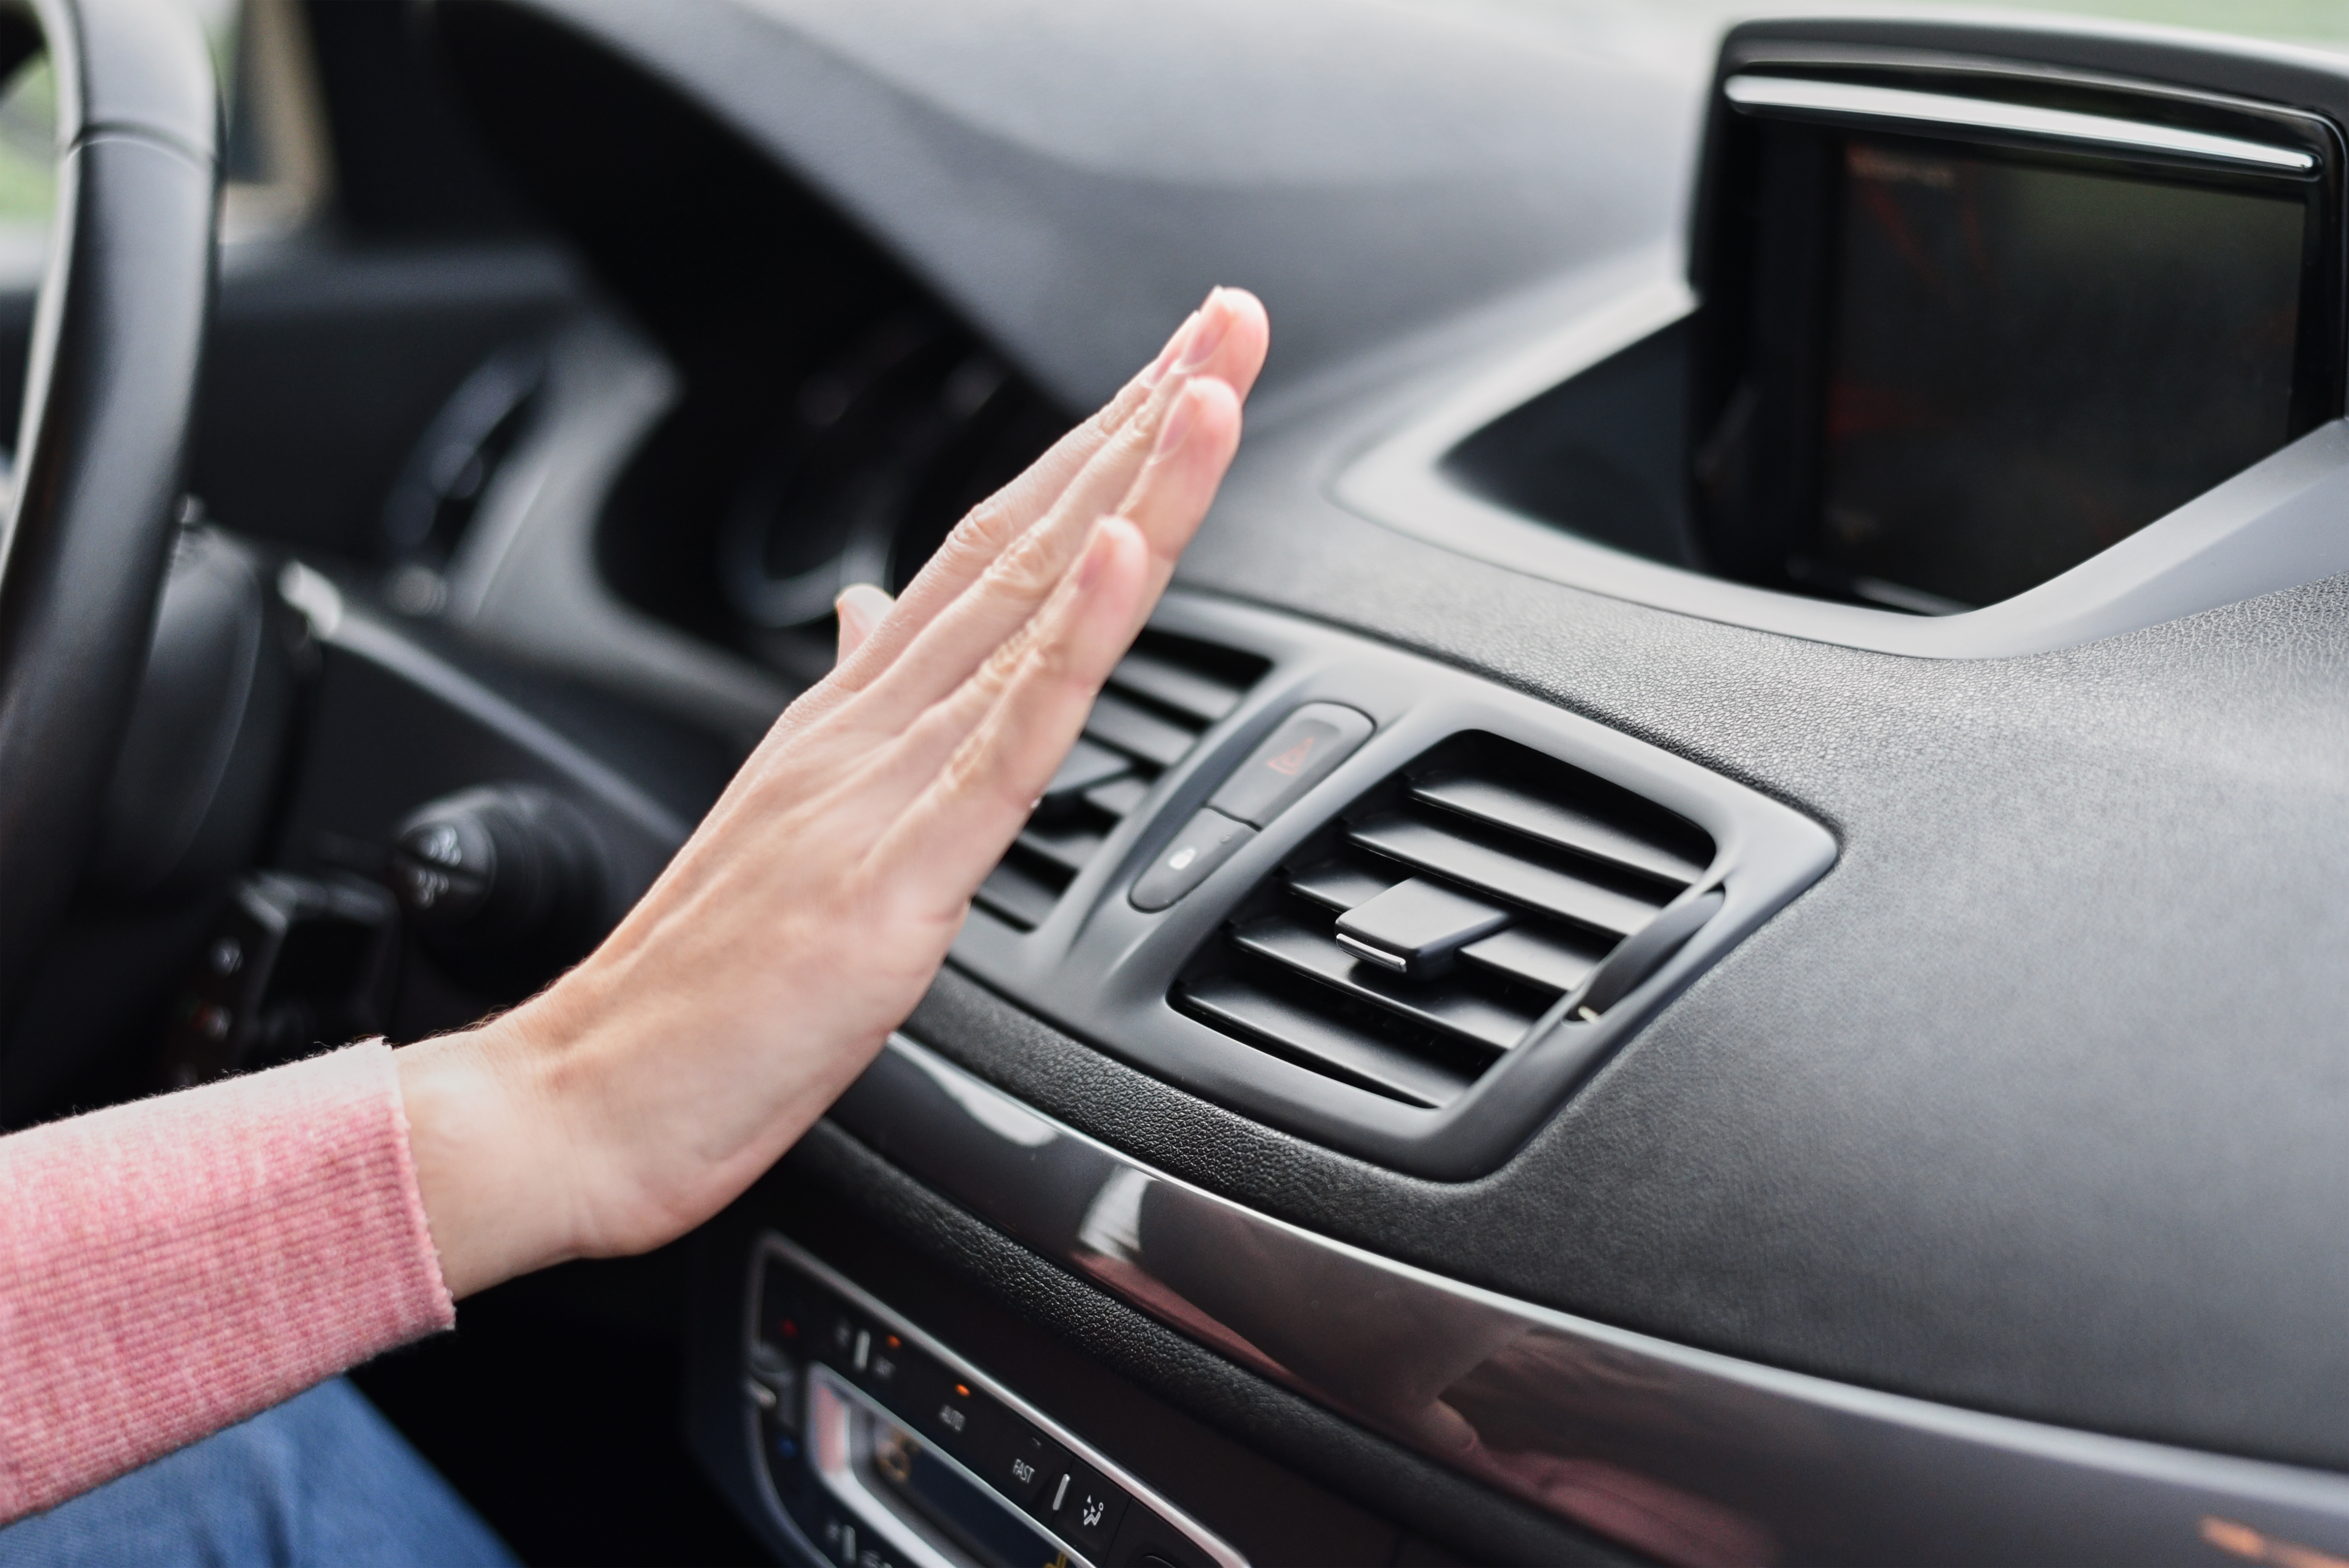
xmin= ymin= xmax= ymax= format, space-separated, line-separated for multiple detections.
xmin=1688 ymin=50 xmax=2347 ymax=612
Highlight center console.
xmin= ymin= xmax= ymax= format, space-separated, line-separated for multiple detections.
xmin=745 ymin=1237 xmax=1242 ymax=1568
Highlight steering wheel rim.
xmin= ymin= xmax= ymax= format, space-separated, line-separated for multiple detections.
xmin=0 ymin=0 xmax=216 ymax=1049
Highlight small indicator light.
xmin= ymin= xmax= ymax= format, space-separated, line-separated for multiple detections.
xmin=2201 ymin=1516 xmax=2349 ymax=1568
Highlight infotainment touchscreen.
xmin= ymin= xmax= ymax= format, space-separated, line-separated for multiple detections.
xmin=1814 ymin=136 xmax=2306 ymax=610
xmin=1690 ymin=65 xmax=2342 ymax=615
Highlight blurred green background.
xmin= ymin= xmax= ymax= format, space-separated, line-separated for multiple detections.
xmin=0 ymin=0 xmax=234 ymax=227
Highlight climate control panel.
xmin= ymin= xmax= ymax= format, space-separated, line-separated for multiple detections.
xmin=745 ymin=1235 xmax=1244 ymax=1568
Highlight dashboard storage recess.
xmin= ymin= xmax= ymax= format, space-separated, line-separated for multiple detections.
xmin=1336 ymin=17 xmax=2349 ymax=660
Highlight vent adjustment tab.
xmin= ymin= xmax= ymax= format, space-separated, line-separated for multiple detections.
xmin=1173 ymin=732 xmax=1718 ymax=1110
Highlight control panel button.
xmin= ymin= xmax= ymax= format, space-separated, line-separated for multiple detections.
xmin=979 ymin=1421 xmax=1069 ymax=1507
xmin=859 ymin=1330 xmax=947 ymax=1425
xmin=822 ymin=1304 xmax=865 ymax=1368
xmin=922 ymin=1372 xmax=1007 ymax=1467
xmin=757 ymin=1258 xmax=831 ymax=1359
xmin=1050 ymin=1459 xmax=1131 ymax=1557
xmin=1130 ymin=809 xmax=1255 ymax=912
xmin=1208 ymin=703 xmax=1373 ymax=827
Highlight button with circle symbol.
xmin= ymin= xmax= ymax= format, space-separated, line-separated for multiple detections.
xmin=1129 ymin=808 xmax=1255 ymax=912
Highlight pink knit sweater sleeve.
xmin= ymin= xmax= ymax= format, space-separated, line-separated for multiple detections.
xmin=0 ymin=1041 xmax=454 ymax=1521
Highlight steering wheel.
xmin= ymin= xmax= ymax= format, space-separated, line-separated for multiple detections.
xmin=0 ymin=0 xmax=216 ymax=1040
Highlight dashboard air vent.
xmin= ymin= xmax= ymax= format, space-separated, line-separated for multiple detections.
xmin=974 ymin=633 xmax=1267 ymax=931
xmin=1173 ymin=733 xmax=1713 ymax=1109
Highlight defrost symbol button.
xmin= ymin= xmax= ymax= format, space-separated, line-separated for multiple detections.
xmin=1051 ymin=1459 xmax=1131 ymax=1557
xmin=1130 ymin=809 xmax=1255 ymax=912
xmin=1209 ymin=703 xmax=1373 ymax=827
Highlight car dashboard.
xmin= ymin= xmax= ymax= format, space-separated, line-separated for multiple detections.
xmin=27 ymin=2 xmax=2349 ymax=1564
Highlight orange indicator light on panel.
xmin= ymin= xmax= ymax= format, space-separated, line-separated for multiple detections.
xmin=2200 ymin=1515 xmax=2349 ymax=1568
xmin=884 ymin=1335 xmax=900 ymax=1350
xmin=953 ymin=1382 xmax=970 ymax=1397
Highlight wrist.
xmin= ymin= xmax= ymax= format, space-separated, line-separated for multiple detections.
xmin=395 ymin=1008 xmax=579 ymax=1300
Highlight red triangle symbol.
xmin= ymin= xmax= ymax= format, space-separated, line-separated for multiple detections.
xmin=1265 ymin=737 xmax=1315 ymax=776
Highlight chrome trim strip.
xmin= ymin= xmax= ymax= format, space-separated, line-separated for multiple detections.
xmin=1723 ymin=74 xmax=2317 ymax=171
xmin=833 ymin=1034 xmax=2349 ymax=1567
xmin=761 ymin=1234 xmax=1248 ymax=1568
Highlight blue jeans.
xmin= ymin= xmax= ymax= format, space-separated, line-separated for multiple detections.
xmin=0 ymin=1379 xmax=517 ymax=1568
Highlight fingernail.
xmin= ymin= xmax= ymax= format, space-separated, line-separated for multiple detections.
xmin=836 ymin=582 xmax=889 ymax=633
xmin=1152 ymin=383 xmax=1200 ymax=458
xmin=1172 ymin=292 xmax=1229 ymax=374
xmin=1143 ymin=312 xmax=1198 ymax=387
xmin=1076 ymin=519 xmax=1121 ymax=589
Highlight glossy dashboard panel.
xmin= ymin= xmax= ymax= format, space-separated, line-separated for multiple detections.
xmin=828 ymin=1035 xmax=2349 ymax=1568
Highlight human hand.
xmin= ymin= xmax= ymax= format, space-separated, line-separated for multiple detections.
xmin=397 ymin=289 xmax=1271 ymax=1298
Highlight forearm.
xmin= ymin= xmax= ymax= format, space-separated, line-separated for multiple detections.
xmin=0 ymin=1043 xmax=452 ymax=1523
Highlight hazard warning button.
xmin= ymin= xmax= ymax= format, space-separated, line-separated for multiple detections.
xmin=1208 ymin=703 xmax=1374 ymax=828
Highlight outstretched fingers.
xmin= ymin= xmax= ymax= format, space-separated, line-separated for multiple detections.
xmin=870 ymin=518 xmax=1152 ymax=913
xmin=813 ymin=288 xmax=1268 ymax=703
xmin=845 ymin=371 xmax=1238 ymax=739
xmin=1112 ymin=374 xmax=1244 ymax=577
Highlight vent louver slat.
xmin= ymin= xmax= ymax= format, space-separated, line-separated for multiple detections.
xmin=1083 ymin=776 xmax=1150 ymax=817
xmin=973 ymin=632 xmax=1267 ymax=931
xmin=1082 ymin=693 xmax=1199 ymax=769
xmin=1102 ymin=649 xmax=1247 ymax=726
xmin=1346 ymin=814 xmax=1669 ymax=936
xmin=1458 ymin=923 xmax=1609 ymax=993
xmin=1013 ymin=821 xmax=1107 ymax=877
xmin=1173 ymin=733 xmax=1715 ymax=1108
xmin=1286 ymin=856 xmax=1405 ymax=913
xmin=1177 ymin=975 xmax=1477 ymax=1108
xmin=1410 ymin=773 xmax=1707 ymax=885
xmin=1230 ymin=917 xmax=1538 ymax=1052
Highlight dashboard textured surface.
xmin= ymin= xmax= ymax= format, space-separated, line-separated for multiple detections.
xmin=920 ymin=484 xmax=2349 ymax=1473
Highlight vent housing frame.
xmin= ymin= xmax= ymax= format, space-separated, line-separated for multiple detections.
xmin=973 ymin=630 xmax=1268 ymax=931
xmin=943 ymin=592 xmax=1836 ymax=1180
xmin=1173 ymin=732 xmax=1717 ymax=1112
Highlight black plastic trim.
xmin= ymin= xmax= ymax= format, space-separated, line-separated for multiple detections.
xmin=946 ymin=591 xmax=1835 ymax=1180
